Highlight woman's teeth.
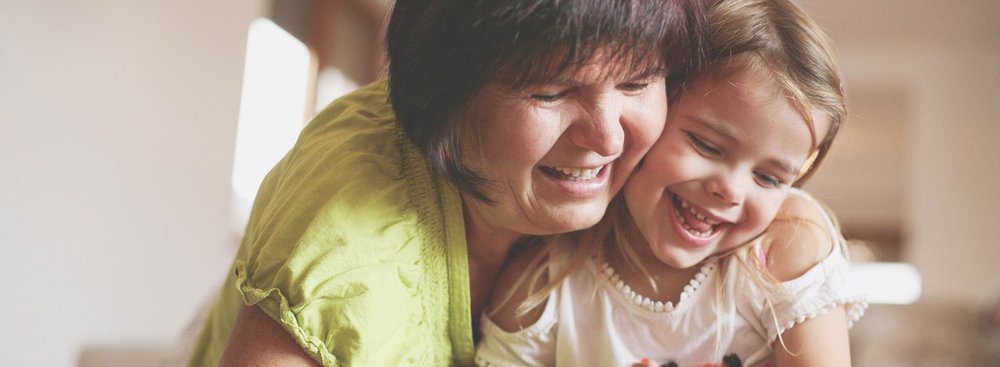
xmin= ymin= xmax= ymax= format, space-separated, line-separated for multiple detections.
xmin=553 ymin=166 xmax=600 ymax=181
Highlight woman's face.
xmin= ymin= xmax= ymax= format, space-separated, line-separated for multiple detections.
xmin=459 ymin=59 xmax=668 ymax=238
xmin=624 ymin=68 xmax=832 ymax=270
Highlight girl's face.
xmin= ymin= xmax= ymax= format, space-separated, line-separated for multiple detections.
xmin=624 ymin=67 xmax=832 ymax=270
xmin=460 ymin=57 xmax=668 ymax=238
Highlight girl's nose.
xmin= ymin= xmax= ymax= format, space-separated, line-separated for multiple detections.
xmin=705 ymin=172 xmax=745 ymax=206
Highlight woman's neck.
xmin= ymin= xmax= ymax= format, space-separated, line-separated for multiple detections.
xmin=461 ymin=199 xmax=524 ymax=268
xmin=460 ymin=196 xmax=525 ymax=339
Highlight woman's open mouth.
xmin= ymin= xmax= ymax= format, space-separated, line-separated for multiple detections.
xmin=540 ymin=165 xmax=604 ymax=181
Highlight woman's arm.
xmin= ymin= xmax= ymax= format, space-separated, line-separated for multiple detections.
xmin=219 ymin=305 xmax=320 ymax=367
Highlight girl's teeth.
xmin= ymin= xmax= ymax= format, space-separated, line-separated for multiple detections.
xmin=679 ymin=197 xmax=721 ymax=225
xmin=674 ymin=196 xmax=722 ymax=238
xmin=679 ymin=220 xmax=712 ymax=238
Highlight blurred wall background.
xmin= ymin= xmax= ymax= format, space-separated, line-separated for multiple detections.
xmin=1 ymin=0 xmax=998 ymax=366
xmin=1 ymin=1 xmax=265 ymax=366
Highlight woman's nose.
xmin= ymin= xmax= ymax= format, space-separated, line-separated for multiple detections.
xmin=569 ymin=98 xmax=625 ymax=157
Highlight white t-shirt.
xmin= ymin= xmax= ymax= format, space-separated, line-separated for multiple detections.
xmin=476 ymin=190 xmax=867 ymax=367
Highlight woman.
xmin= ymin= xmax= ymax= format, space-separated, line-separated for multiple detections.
xmin=187 ymin=0 xmax=705 ymax=366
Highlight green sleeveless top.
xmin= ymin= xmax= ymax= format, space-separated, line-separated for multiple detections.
xmin=188 ymin=81 xmax=474 ymax=366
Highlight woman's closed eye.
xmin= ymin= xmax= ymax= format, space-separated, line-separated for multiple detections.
xmin=618 ymin=82 xmax=650 ymax=94
xmin=530 ymin=90 xmax=569 ymax=103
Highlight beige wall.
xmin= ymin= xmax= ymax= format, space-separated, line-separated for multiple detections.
xmin=0 ymin=1 xmax=265 ymax=365
xmin=799 ymin=0 xmax=1000 ymax=307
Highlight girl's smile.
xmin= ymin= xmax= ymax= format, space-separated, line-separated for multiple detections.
xmin=669 ymin=192 xmax=726 ymax=247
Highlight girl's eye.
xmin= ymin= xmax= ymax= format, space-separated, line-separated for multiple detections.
xmin=686 ymin=132 xmax=720 ymax=156
xmin=754 ymin=172 xmax=785 ymax=189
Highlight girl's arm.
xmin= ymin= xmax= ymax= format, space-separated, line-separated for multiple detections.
xmin=765 ymin=193 xmax=853 ymax=366
xmin=773 ymin=305 xmax=851 ymax=366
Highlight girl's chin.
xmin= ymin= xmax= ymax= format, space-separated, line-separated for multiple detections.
xmin=652 ymin=250 xmax=704 ymax=270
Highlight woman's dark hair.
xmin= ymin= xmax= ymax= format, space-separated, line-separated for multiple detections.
xmin=387 ymin=0 xmax=706 ymax=202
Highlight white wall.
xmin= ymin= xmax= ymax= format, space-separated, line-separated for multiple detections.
xmin=0 ymin=1 xmax=265 ymax=365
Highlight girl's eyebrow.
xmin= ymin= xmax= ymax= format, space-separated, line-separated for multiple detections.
xmin=768 ymin=158 xmax=802 ymax=178
xmin=686 ymin=114 xmax=737 ymax=143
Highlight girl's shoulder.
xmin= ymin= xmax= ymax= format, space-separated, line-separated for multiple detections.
xmin=759 ymin=188 xmax=841 ymax=282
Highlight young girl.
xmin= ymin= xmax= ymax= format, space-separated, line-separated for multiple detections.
xmin=475 ymin=0 xmax=867 ymax=366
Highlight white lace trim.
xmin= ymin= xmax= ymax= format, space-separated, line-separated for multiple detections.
xmin=599 ymin=260 xmax=716 ymax=313
xmin=768 ymin=295 xmax=869 ymax=344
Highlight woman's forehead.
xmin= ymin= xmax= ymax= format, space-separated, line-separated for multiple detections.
xmin=493 ymin=43 xmax=666 ymax=87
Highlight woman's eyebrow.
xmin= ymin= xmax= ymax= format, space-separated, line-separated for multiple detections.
xmin=626 ymin=65 xmax=667 ymax=81
xmin=532 ymin=65 xmax=667 ymax=87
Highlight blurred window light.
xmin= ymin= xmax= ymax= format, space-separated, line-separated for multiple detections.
xmin=230 ymin=18 xmax=312 ymax=238
xmin=314 ymin=67 xmax=359 ymax=115
xmin=850 ymin=262 xmax=922 ymax=305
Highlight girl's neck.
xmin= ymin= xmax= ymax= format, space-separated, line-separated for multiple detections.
xmin=606 ymin=243 xmax=703 ymax=305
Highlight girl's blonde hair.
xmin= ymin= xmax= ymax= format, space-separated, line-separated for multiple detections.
xmin=493 ymin=0 xmax=849 ymax=353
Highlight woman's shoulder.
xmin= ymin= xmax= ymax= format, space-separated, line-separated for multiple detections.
xmin=217 ymin=81 xmax=469 ymax=365
xmin=236 ymin=79 xmax=461 ymax=322
xmin=306 ymin=80 xmax=396 ymax=135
